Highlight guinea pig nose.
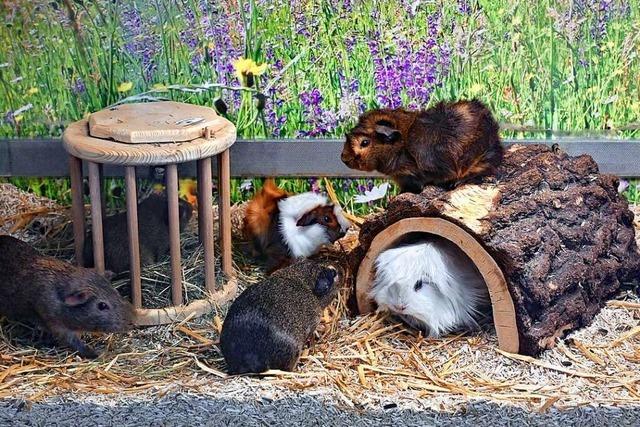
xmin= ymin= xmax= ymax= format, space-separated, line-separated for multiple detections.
xmin=393 ymin=304 xmax=407 ymax=312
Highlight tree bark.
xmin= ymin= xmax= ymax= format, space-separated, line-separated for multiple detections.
xmin=351 ymin=144 xmax=640 ymax=355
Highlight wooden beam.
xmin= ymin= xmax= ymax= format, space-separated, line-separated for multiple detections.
xmin=0 ymin=138 xmax=639 ymax=177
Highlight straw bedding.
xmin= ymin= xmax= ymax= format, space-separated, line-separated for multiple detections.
xmin=0 ymin=183 xmax=639 ymax=420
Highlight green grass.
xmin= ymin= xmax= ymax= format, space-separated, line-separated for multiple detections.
xmin=1 ymin=0 xmax=639 ymax=209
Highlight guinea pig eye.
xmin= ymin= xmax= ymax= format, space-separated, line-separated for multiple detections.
xmin=323 ymin=215 xmax=331 ymax=223
xmin=414 ymin=280 xmax=423 ymax=291
xmin=360 ymin=139 xmax=370 ymax=148
xmin=97 ymin=302 xmax=110 ymax=311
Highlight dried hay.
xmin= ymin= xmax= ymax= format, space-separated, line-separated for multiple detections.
xmin=0 ymin=184 xmax=639 ymax=414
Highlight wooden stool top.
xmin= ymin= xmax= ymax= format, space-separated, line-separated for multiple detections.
xmin=89 ymin=101 xmax=226 ymax=144
xmin=63 ymin=102 xmax=236 ymax=165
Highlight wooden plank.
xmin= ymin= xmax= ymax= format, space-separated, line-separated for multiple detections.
xmin=1 ymin=138 xmax=639 ymax=177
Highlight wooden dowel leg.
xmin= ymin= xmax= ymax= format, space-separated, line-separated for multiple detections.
xmin=125 ymin=167 xmax=142 ymax=309
xmin=88 ymin=162 xmax=105 ymax=274
xmin=197 ymin=158 xmax=216 ymax=293
xmin=197 ymin=161 xmax=205 ymax=243
xmin=166 ymin=164 xmax=182 ymax=306
xmin=98 ymin=163 xmax=106 ymax=222
xmin=69 ymin=156 xmax=85 ymax=267
xmin=217 ymin=149 xmax=233 ymax=277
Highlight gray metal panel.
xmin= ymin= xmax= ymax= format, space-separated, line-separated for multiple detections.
xmin=0 ymin=138 xmax=638 ymax=177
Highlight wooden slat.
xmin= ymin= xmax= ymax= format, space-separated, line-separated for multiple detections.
xmin=1 ymin=138 xmax=639 ymax=177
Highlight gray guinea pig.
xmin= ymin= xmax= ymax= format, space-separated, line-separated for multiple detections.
xmin=220 ymin=258 xmax=343 ymax=374
xmin=0 ymin=235 xmax=134 ymax=358
xmin=83 ymin=193 xmax=193 ymax=274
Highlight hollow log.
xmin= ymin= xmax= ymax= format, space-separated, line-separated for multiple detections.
xmin=351 ymin=144 xmax=640 ymax=356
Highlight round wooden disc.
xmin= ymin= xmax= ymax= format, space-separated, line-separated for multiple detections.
xmin=63 ymin=118 xmax=236 ymax=165
xmin=88 ymin=101 xmax=226 ymax=144
xmin=355 ymin=217 xmax=520 ymax=354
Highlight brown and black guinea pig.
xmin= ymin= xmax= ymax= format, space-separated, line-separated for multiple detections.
xmin=0 ymin=235 xmax=133 ymax=359
xmin=341 ymin=99 xmax=503 ymax=193
xmin=220 ymin=257 xmax=344 ymax=374
xmin=83 ymin=193 xmax=193 ymax=274
xmin=243 ymin=179 xmax=351 ymax=273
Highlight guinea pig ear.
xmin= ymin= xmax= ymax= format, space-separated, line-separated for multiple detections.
xmin=296 ymin=211 xmax=318 ymax=227
xmin=375 ymin=123 xmax=401 ymax=144
xmin=313 ymin=268 xmax=337 ymax=297
xmin=62 ymin=289 xmax=92 ymax=307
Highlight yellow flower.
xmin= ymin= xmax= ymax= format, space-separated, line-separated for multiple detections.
xmin=152 ymin=183 xmax=164 ymax=193
xmin=179 ymin=178 xmax=198 ymax=208
xmin=511 ymin=15 xmax=522 ymax=27
xmin=26 ymin=87 xmax=39 ymax=95
xmin=232 ymin=57 xmax=268 ymax=86
xmin=469 ymin=83 xmax=485 ymax=96
xmin=152 ymin=83 xmax=168 ymax=91
xmin=117 ymin=81 xmax=133 ymax=92
xmin=207 ymin=41 xmax=215 ymax=50
xmin=14 ymin=115 xmax=23 ymax=123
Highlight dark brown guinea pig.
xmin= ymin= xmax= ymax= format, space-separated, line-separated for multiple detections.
xmin=0 ymin=235 xmax=133 ymax=358
xmin=342 ymin=99 xmax=503 ymax=193
xmin=220 ymin=258 xmax=343 ymax=374
xmin=83 ymin=193 xmax=193 ymax=274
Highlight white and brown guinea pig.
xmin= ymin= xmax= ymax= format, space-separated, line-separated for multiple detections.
xmin=243 ymin=179 xmax=351 ymax=272
xmin=370 ymin=237 xmax=489 ymax=337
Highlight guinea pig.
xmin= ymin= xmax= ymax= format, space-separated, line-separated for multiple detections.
xmin=243 ymin=179 xmax=351 ymax=273
xmin=370 ymin=237 xmax=489 ymax=337
xmin=342 ymin=99 xmax=503 ymax=193
xmin=0 ymin=235 xmax=134 ymax=358
xmin=83 ymin=193 xmax=193 ymax=274
xmin=220 ymin=258 xmax=343 ymax=374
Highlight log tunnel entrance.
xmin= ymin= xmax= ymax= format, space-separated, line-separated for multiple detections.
xmin=355 ymin=217 xmax=520 ymax=354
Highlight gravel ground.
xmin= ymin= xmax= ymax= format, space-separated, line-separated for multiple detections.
xmin=1 ymin=392 xmax=639 ymax=427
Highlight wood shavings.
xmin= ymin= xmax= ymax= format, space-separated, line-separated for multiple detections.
xmin=0 ymin=189 xmax=638 ymax=415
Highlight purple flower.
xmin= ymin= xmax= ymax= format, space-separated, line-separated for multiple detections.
xmin=592 ymin=0 xmax=614 ymax=40
xmin=308 ymin=178 xmax=321 ymax=193
xmin=368 ymin=13 xmax=449 ymax=109
xmin=298 ymin=89 xmax=340 ymax=137
xmin=121 ymin=5 xmax=158 ymax=81
xmin=300 ymin=88 xmax=324 ymax=107
xmin=3 ymin=111 xmax=15 ymax=126
xmin=457 ymin=0 xmax=471 ymax=15
xmin=72 ymin=77 xmax=86 ymax=95
xmin=261 ymin=58 xmax=288 ymax=137
xmin=180 ymin=9 xmax=202 ymax=66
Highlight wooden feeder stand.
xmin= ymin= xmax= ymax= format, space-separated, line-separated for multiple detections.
xmin=62 ymin=101 xmax=238 ymax=325
xmin=352 ymin=144 xmax=640 ymax=356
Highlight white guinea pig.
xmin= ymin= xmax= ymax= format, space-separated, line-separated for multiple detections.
xmin=370 ymin=237 xmax=489 ymax=337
